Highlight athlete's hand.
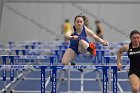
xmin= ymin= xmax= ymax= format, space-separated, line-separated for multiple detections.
xmin=102 ymin=41 xmax=109 ymax=46
xmin=71 ymin=35 xmax=78 ymax=40
xmin=117 ymin=63 xmax=122 ymax=71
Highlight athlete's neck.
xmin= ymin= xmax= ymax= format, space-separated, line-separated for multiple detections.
xmin=132 ymin=43 xmax=140 ymax=48
xmin=76 ymin=27 xmax=82 ymax=32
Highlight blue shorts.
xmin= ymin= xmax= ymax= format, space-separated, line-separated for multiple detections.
xmin=69 ymin=46 xmax=80 ymax=55
xmin=69 ymin=38 xmax=89 ymax=55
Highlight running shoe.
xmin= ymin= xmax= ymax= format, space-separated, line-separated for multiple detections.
xmin=89 ymin=42 xmax=96 ymax=56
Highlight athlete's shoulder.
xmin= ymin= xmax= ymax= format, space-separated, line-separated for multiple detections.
xmin=121 ymin=44 xmax=129 ymax=52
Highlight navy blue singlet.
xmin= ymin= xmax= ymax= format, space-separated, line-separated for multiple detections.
xmin=69 ymin=26 xmax=89 ymax=55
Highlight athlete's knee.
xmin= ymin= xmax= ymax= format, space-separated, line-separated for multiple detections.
xmin=61 ymin=59 xmax=69 ymax=65
xmin=79 ymin=39 xmax=85 ymax=44
xmin=132 ymin=86 xmax=139 ymax=93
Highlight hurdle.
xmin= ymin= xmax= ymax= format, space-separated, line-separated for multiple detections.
xmin=0 ymin=55 xmax=56 ymax=93
xmin=0 ymin=64 xmax=118 ymax=93
xmin=104 ymin=56 xmax=129 ymax=93
xmin=0 ymin=48 xmax=129 ymax=93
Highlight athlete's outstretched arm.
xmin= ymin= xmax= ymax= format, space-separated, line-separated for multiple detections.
xmin=85 ymin=26 xmax=108 ymax=46
xmin=117 ymin=45 xmax=129 ymax=70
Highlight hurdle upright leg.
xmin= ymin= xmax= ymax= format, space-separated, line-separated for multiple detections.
xmin=112 ymin=66 xmax=117 ymax=93
xmin=102 ymin=66 xmax=108 ymax=93
xmin=41 ymin=66 xmax=46 ymax=93
xmin=50 ymin=56 xmax=55 ymax=81
xmin=2 ymin=56 xmax=7 ymax=93
xmin=51 ymin=66 xmax=57 ymax=93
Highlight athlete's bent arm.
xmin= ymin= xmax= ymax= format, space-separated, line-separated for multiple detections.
xmin=64 ymin=29 xmax=73 ymax=39
xmin=64 ymin=28 xmax=79 ymax=40
xmin=117 ymin=45 xmax=129 ymax=70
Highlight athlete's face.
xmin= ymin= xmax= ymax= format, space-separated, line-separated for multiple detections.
xmin=74 ymin=17 xmax=84 ymax=29
xmin=131 ymin=34 xmax=140 ymax=45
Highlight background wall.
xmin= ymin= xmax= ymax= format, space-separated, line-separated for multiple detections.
xmin=0 ymin=0 xmax=140 ymax=43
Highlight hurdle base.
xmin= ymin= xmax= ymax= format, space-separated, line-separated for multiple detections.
xmin=10 ymin=90 xmax=13 ymax=93
xmin=3 ymin=90 xmax=6 ymax=93
xmin=1 ymin=90 xmax=14 ymax=93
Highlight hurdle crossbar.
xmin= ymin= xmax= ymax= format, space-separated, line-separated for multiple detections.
xmin=0 ymin=65 xmax=119 ymax=93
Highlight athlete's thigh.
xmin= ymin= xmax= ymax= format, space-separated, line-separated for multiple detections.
xmin=129 ymin=74 xmax=140 ymax=88
xmin=78 ymin=42 xmax=87 ymax=54
xmin=62 ymin=48 xmax=77 ymax=63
